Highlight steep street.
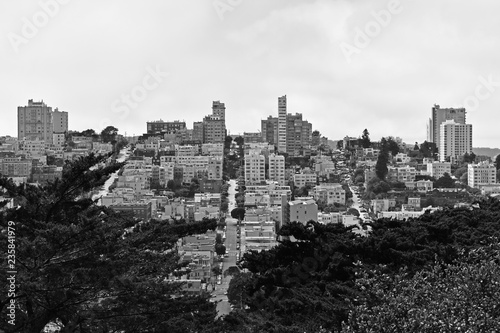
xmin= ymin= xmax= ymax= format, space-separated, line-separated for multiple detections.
xmin=215 ymin=179 xmax=238 ymax=317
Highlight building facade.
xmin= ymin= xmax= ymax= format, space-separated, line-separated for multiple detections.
xmin=277 ymin=95 xmax=287 ymax=152
xmin=245 ymin=153 xmax=266 ymax=185
xmin=268 ymin=154 xmax=285 ymax=185
xmin=439 ymin=120 xmax=472 ymax=162
xmin=429 ymin=104 xmax=466 ymax=146
xmin=18 ymin=100 xmax=53 ymax=143
xmin=468 ymin=161 xmax=497 ymax=188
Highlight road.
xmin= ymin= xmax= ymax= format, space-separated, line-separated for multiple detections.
xmin=215 ymin=179 xmax=239 ymax=318
xmin=348 ymin=185 xmax=371 ymax=235
xmin=91 ymin=146 xmax=131 ymax=204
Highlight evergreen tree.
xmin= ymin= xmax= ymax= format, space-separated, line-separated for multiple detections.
xmin=0 ymin=153 xmax=220 ymax=332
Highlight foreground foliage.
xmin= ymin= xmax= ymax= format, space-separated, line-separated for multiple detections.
xmin=0 ymin=154 xmax=220 ymax=332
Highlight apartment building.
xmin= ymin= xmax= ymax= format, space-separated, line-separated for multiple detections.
xmin=18 ymin=99 xmax=53 ymax=143
xmin=147 ymin=120 xmax=186 ymax=134
xmin=261 ymin=116 xmax=278 ymax=146
xmin=428 ymin=104 xmax=466 ymax=145
xmin=427 ymin=161 xmax=452 ymax=179
xmin=439 ymin=120 xmax=472 ymax=162
xmin=468 ymin=161 xmax=497 ymax=188
xmin=1 ymin=157 xmax=32 ymax=178
xmin=286 ymin=113 xmax=312 ymax=156
xmin=312 ymin=183 xmax=346 ymax=205
xmin=293 ymin=172 xmax=317 ymax=188
xmin=268 ymin=154 xmax=285 ymax=185
xmin=282 ymin=197 xmax=318 ymax=225
xmin=245 ymin=153 xmax=266 ymax=185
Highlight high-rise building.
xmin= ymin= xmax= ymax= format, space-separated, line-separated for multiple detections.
xmin=193 ymin=122 xmax=204 ymax=143
xmin=468 ymin=161 xmax=497 ymax=188
xmin=439 ymin=120 xmax=472 ymax=162
xmin=245 ymin=153 xmax=266 ymax=185
xmin=277 ymin=95 xmax=287 ymax=152
xmin=197 ymin=101 xmax=226 ymax=144
xmin=52 ymin=108 xmax=68 ymax=134
xmin=18 ymin=99 xmax=54 ymax=143
xmin=286 ymin=113 xmax=312 ymax=156
xmin=268 ymin=154 xmax=285 ymax=185
xmin=202 ymin=116 xmax=225 ymax=144
xmin=212 ymin=101 xmax=225 ymax=121
xmin=429 ymin=105 xmax=466 ymax=146
xmin=261 ymin=116 xmax=278 ymax=145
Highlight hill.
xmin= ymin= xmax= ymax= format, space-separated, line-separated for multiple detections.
xmin=473 ymin=147 xmax=500 ymax=158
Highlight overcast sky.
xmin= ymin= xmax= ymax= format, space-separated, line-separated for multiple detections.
xmin=1 ymin=0 xmax=499 ymax=147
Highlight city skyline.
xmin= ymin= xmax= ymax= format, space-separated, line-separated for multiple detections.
xmin=1 ymin=1 xmax=500 ymax=147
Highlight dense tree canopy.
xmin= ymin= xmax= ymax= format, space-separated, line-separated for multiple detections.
xmin=227 ymin=198 xmax=500 ymax=332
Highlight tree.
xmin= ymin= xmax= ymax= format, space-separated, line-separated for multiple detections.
xmin=434 ymin=172 xmax=455 ymax=188
xmin=361 ymin=129 xmax=371 ymax=148
xmin=0 ymin=154 xmax=221 ymax=332
xmin=495 ymin=154 xmax=500 ymax=170
xmin=413 ymin=142 xmax=419 ymax=150
xmin=347 ymin=208 xmax=360 ymax=217
xmin=453 ymin=166 xmax=468 ymax=179
xmin=215 ymin=233 xmax=223 ymax=244
xmin=231 ymin=207 xmax=245 ymax=220
xmin=100 ymin=125 xmax=118 ymax=144
xmin=215 ymin=243 xmax=226 ymax=256
xmin=212 ymin=266 xmax=222 ymax=280
xmin=227 ymin=272 xmax=252 ymax=309
xmin=386 ymin=137 xmax=400 ymax=156
xmin=234 ymin=136 xmax=244 ymax=147
xmin=224 ymin=135 xmax=233 ymax=150
xmin=375 ymin=138 xmax=389 ymax=180
xmin=420 ymin=141 xmax=438 ymax=159
xmin=342 ymin=243 xmax=500 ymax=333
xmin=81 ymin=129 xmax=96 ymax=137
xmin=312 ymin=130 xmax=321 ymax=146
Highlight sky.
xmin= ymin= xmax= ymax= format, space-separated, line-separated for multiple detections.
xmin=1 ymin=0 xmax=499 ymax=147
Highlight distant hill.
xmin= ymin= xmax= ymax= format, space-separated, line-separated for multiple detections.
xmin=473 ymin=147 xmax=500 ymax=158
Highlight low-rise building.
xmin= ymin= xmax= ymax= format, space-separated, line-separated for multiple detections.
xmin=468 ymin=161 xmax=497 ymax=188
xmin=293 ymin=172 xmax=317 ymax=188
xmin=311 ymin=183 xmax=346 ymax=205
xmin=405 ymin=180 xmax=434 ymax=192
xmin=427 ymin=161 xmax=452 ymax=179
xmin=110 ymin=201 xmax=152 ymax=221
